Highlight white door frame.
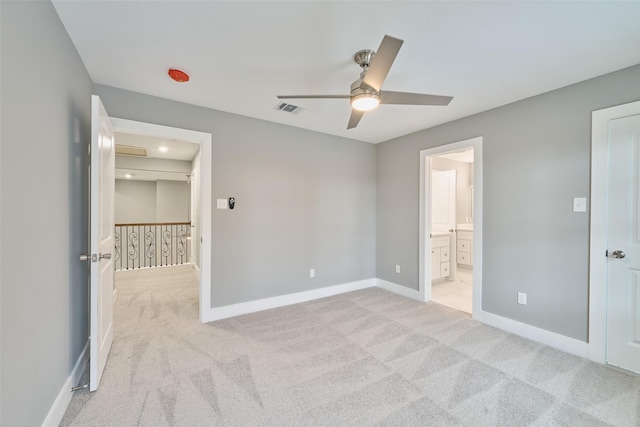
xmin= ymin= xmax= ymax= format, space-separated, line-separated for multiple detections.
xmin=419 ymin=136 xmax=483 ymax=318
xmin=190 ymin=159 xmax=199 ymax=266
xmin=589 ymin=100 xmax=640 ymax=363
xmin=110 ymin=118 xmax=212 ymax=323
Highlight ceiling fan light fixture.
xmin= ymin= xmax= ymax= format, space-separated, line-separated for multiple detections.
xmin=351 ymin=93 xmax=380 ymax=111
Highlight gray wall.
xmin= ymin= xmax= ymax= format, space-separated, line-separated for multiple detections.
xmin=115 ymin=179 xmax=190 ymax=223
xmin=93 ymin=84 xmax=377 ymax=308
xmin=115 ymin=179 xmax=157 ymax=223
xmin=156 ymin=180 xmax=190 ymax=222
xmin=0 ymin=2 xmax=92 ymax=425
xmin=376 ymin=64 xmax=640 ymax=342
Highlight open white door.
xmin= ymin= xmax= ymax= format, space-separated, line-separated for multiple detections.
xmin=606 ymin=113 xmax=640 ymax=373
xmin=89 ymin=95 xmax=115 ymax=391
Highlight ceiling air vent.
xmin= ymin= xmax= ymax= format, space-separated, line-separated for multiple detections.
xmin=274 ymin=102 xmax=303 ymax=114
xmin=115 ymin=145 xmax=148 ymax=157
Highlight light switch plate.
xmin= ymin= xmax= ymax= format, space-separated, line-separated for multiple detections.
xmin=573 ymin=197 xmax=587 ymax=212
xmin=217 ymin=199 xmax=228 ymax=209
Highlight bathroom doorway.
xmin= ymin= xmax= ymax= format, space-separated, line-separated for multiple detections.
xmin=419 ymin=137 xmax=483 ymax=318
xmin=430 ymin=150 xmax=474 ymax=313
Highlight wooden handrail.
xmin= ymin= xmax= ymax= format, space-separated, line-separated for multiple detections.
xmin=115 ymin=222 xmax=190 ymax=227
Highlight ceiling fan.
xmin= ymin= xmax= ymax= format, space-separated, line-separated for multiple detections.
xmin=277 ymin=35 xmax=453 ymax=130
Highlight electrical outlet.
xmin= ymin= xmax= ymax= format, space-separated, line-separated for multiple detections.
xmin=395 ymin=265 xmax=400 ymax=273
xmin=517 ymin=292 xmax=527 ymax=305
xmin=310 ymin=269 xmax=315 ymax=278
xmin=216 ymin=199 xmax=228 ymax=209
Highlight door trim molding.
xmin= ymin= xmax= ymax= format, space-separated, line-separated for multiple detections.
xmin=110 ymin=118 xmax=212 ymax=323
xmin=419 ymin=136 xmax=483 ymax=317
xmin=589 ymin=100 xmax=640 ymax=363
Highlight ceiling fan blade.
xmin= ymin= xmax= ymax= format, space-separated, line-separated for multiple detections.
xmin=379 ymin=91 xmax=453 ymax=106
xmin=362 ymin=35 xmax=403 ymax=92
xmin=277 ymin=95 xmax=350 ymax=100
xmin=347 ymin=109 xmax=365 ymax=129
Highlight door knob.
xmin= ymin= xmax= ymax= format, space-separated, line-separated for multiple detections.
xmin=80 ymin=254 xmax=98 ymax=262
xmin=612 ymin=250 xmax=626 ymax=259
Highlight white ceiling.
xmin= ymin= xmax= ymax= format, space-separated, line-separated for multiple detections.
xmin=439 ymin=149 xmax=474 ymax=164
xmin=52 ymin=1 xmax=640 ymax=144
xmin=114 ymin=132 xmax=198 ymax=182
xmin=115 ymin=132 xmax=200 ymax=161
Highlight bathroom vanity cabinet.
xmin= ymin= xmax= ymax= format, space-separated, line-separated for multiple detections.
xmin=431 ymin=235 xmax=451 ymax=281
xmin=457 ymin=230 xmax=473 ymax=267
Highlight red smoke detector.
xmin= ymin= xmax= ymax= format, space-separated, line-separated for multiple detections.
xmin=168 ymin=69 xmax=189 ymax=82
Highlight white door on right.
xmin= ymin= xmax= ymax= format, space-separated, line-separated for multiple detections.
xmin=606 ymin=113 xmax=640 ymax=373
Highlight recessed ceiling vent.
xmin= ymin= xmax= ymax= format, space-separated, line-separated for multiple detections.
xmin=115 ymin=145 xmax=148 ymax=157
xmin=274 ymin=102 xmax=303 ymax=114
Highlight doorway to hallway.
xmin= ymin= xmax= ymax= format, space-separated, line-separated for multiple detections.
xmin=110 ymin=118 xmax=212 ymax=322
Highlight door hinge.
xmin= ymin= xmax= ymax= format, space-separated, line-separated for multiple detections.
xmin=605 ymin=249 xmax=608 ymax=257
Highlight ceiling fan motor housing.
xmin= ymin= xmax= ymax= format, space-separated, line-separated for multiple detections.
xmin=350 ymin=80 xmax=380 ymax=111
xmin=354 ymin=49 xmax=376 ymax=69
xmin=352 ymin=49 xmax=379 ymax=99
xmin=351 ymin=79 xmax=377 ymax=95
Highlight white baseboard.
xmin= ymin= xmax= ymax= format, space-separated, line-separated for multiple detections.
xmin=377 ymin=279 xmax=589 ymax=359
xmin=376 ymin=278 xmax=423 ymax=301
xmin=475 ymin=309 xmax=589 ymax=358
xmin=42 ymin=341 xmax=89 ymax=427
xmin=200 ymin=276 xmax=588 ymax=360
xmin=202 ymin=278 xmax=376 ymax=322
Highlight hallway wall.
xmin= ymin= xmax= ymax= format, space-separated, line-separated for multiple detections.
xmin=115 ymin=179 xmax=190 ymax=223
xmin=115 ymin=180 xmax=157 ymax=223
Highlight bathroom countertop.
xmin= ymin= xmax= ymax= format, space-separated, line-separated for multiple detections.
xmin=431 ymin=231 xmax=451 ymax=237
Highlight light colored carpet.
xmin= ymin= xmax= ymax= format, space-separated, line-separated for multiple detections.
xmin=61 ymin=265 xmax=640 ymax=426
